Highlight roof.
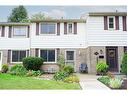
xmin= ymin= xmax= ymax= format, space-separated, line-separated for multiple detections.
xmin=89 ymin=12 xmax=127 ymax=16
xmin=30 ymin=19 xmax=86 ymax=23
xmin=0 ymin=22 xmax=30 ymax=26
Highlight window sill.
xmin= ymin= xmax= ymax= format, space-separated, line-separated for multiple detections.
xmin=43 ymin=62 xmax=57 ymax=64
xmin=39 ymin=34 xmax=57 ymax=36
xmin=10 ymin=62 xmax=22 ymax=64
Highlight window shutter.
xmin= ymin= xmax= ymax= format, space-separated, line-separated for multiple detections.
xmin=8 ymin=26 xmax=12 ymax=38
xmin=36 ymin=23 xmax=39 ymax=35
xmin=74 ymin=22 xmax=77 ymax=34
xmin=122 ymin=16 xmax=127 ymax=31
xmin=27 ymin=26 xmax=30 ymax=38
xmin=64 ymin=22 xmax=67 ymax=34
xmin=57 ymin=48 xmax=60 ymax=60
xmin=7 ymin=50 xmax=11 ymax=63
xmin=104 ymin=16 xmax=108 ymax=30
xmin=1 ymin=26 xmax=5 ymax=37
xmin=57 ymin=23 xmax=60 ymax=35
xmin=35 ymin=48 xmax=39 ymax=57
xmin=115 ymin=16 xmax=119 ymax=30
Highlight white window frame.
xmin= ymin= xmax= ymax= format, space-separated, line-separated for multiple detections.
xmin=13 ymin=26 xmax=28 ymax=37
xmin=108 ymin=16 xmax=115 ymax=30
xmin=11 ymin=50 xmax=27 ymax=63
xmin=39 ymin=23 xmax=57 ymax=35
xmin=0 ymin=26 xmax=1 ymax=37
xmin=65 ymin=50 xmax=76 ymax=63
xmin=0 ymin=51 xmax=2 ymax=70
xmin=39 ymin=49 xmax=57 ymax=64
xmin=67 ymin=23 xmax=74 ymax=34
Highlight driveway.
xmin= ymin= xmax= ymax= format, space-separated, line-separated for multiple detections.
xmin=76 ymin=74 xmax=110 ymax=90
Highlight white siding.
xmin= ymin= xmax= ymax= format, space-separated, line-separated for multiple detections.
xmin=31 ymin=23 xmax=86 ymax=48
xmin=0 ymin=26 xmax=30 ymax=49
xmin=86 ymin=16 xmax=127 ymax=46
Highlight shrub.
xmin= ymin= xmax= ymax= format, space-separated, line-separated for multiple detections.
xmin=53 ymin=71 xmax=69 ymax=81
xmin=23 ymin=57 xmax=44 ymax=71
xmin=26 ymin=70 xmax=43 ymax=77
xmin=57 ymin=54 xmax=65 ymax=71
xmin=1 ymin=64 xmax=9 ymax=73
xmin=121 ymin=52 xmax=127 ymax=75
xmin=96 ymin=61 xmax=109 ymax=75
xmin=98 ymin=76 xmax=110 ymax=85
xmin=63 ymin=66 xmax=74 ymax=75
xmin=109 ymin=77 xmax=123 ymax=89
xmin=10 ymin=64 xmax=27 ymax=76
xmin=64 ymin=75 xmax=79 ymax=83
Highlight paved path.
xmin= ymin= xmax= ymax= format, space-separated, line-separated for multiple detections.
xmin=76 ymin=74 xmax=110 ymax=90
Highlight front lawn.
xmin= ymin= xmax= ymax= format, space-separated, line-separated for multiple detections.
xmin=0 ymin=74 xmax=81 ymax=90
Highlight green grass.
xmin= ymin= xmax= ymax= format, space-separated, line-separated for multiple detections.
xmin=0 ymin=74 xmax=81 ymax=90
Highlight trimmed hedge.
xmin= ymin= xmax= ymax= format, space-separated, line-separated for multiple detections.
xmin=23 ymin=57 xmax=44 ymax=71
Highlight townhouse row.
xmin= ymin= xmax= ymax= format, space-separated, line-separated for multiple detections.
xmin=0 ymin=12 xmax=127 ymax=74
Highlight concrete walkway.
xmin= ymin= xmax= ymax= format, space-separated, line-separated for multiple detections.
xmin=76 ymin=74 xmax=110 ymax=90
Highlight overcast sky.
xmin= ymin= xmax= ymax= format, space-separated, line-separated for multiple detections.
xmin=1 ymin=6 xmax=127 ymax=22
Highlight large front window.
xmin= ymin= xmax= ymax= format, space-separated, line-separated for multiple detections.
xmin=13 ymin=26 xmax=27 ymax=36
xmin=40 ymin=50 xmax=56 ymax=62
xmin=12 ymin=50 xmax=26 ymax=62
xmin=108 ymin=17 xmax=114 ymax=29
xmin=40 ymin=23 xmax=56 ymax=34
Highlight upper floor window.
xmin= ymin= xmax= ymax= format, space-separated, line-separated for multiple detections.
xmin=67 ymin=23 xmax=73 ymax=34
xmin=13 ymin=26 xmax=27 ymax=37
xmin=40 ymin=23 xmax=56 ymax=34
xmin=108 ymin=17 xmax=115 ymax=29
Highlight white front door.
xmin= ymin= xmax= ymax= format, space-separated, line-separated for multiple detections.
xmin=0 ymin=51 xmax=2 ymax=71
xmin=65 ymin=50 xmax=76 ymax=70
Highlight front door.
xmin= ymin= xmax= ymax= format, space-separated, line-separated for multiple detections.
xmin=65 ymin=50 xmax=76 ymax=69
xmin=0 ymin=51 xmax=2 ymax=70
xmin=106 ymin=47 xmax=118 ymax=72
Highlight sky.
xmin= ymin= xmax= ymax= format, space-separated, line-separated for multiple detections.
xmin=1 ymin=6 xmax=127 ymax=22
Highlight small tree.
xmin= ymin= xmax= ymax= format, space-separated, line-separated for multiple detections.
xmin=8 ymin=6 xmax=28 ymax=22
xmin=121 ymin=52 xmax=127 ymax=75
xmin=31 ymin=12 xmax=52 ymax=21
xmin=57 ymin=54 xmax=65 ymax=71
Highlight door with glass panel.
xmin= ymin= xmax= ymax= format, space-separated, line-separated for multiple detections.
xmin=0 ymin=51 xmax=2 ymax=70
xmin=65 ymin=50 xmax=75 ymax=69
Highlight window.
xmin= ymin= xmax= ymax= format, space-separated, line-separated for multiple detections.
xmin=40 ymin=23 xmax=56 ymax=34
xmin=67 ymin=23 xmax=73 ymax=34
xmin=12 ymin=50 xmax=26 ymax=62
xmin=40 ymin=50 xmax=56 ymax=62
xmin=108 ymin=17 xmax=115 ymax=29
xmin=13 ymin=26 xmax=27 ymax=36
xmin=66 ymin=51 xmax=74 ymax=61
xmin=124 ymin=47 xmax=127 ymax=53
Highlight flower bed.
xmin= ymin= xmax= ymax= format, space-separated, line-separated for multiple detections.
xmin=98 ymin=76 xmax=127 ymax=89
